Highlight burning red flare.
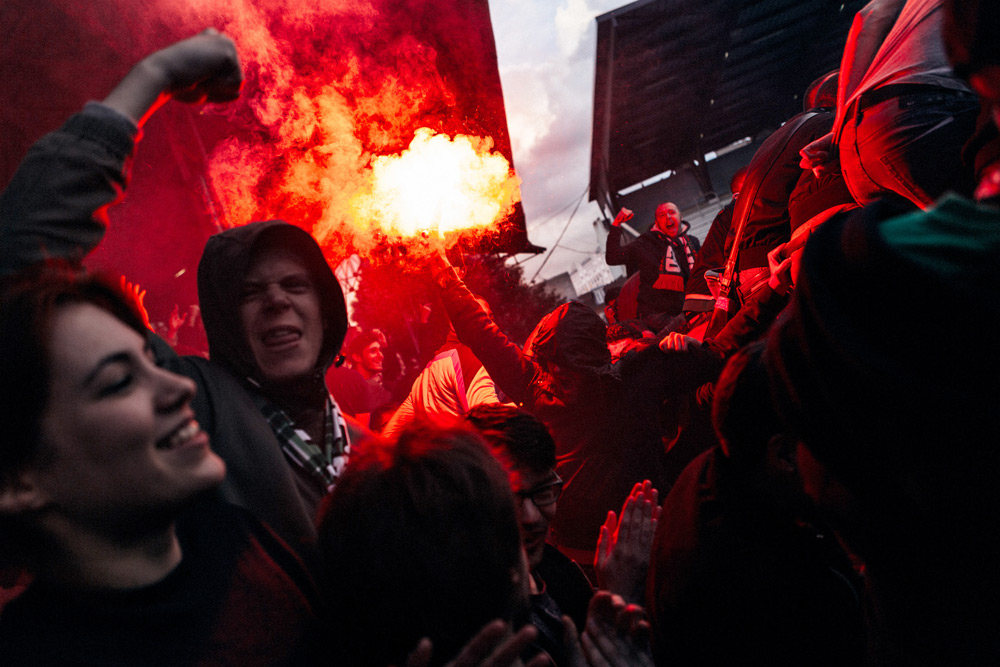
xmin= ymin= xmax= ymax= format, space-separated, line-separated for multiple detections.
xmin=184 ymin=0 xmax=520 ymax=263
xmin=347 ymin=128 xmax=521 ymax=239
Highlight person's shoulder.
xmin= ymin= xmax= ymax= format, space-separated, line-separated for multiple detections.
xmin=537 ymin=544 xmax=593 ymax=591
xmin=327 ymin=364 xmax=367 ymax=387
xmin=536 ymin=544 xmax=593 ymax=626
xmin=343 ymin=413 xmax=373 ymax=443
xmin=177 ymin=499 xmax=320 ymax=598
xmin=163 ymin=352 xmax=257 ymax=404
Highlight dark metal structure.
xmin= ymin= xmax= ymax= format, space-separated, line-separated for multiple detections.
xmin=590 ymin=0 xmax=868 ymax=217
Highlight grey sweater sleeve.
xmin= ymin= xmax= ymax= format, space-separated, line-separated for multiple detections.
xmin=0 ymin=102 xmax=138 ymax=275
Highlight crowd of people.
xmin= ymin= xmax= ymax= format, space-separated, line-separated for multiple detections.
xmin=0 ymin=0 xmax=998 ymax=665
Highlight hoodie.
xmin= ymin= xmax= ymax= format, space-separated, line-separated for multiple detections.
xmin=197 ymin=220 xmax=348 ymax=386
xmin=0 ymin=104 xmax=350 ymax=561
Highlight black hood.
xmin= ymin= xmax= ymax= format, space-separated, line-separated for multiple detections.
xmin=197 ymin=220 xmax=348 ymax=385
xmin=526 ymin=301 xmax=611 ymax=372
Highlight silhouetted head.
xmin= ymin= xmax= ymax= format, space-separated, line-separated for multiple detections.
xmin=804 ymin=70 xmax=839 ymax=111
xmin=317 ymin=423 xmax=525 ymax=666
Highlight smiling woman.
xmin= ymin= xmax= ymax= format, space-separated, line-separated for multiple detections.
xmin=35 ymin=301 xmax=226 ymax=535
xmin=0 ymin=264 xmax=322 ymax=666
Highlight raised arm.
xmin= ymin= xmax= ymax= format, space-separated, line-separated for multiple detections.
xmin=428 ymin=251 xmax=541 ymax=405
xmin=604 ymin=208 xmax=634 ymax=267
xmin=0 ymin=30 xmax=242 ymax=275
xmin=102 ymin=28 xmax=242 ymax=125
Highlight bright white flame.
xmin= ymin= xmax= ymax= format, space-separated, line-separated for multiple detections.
xmin=350 ymin=128 xmax=522 ymax=237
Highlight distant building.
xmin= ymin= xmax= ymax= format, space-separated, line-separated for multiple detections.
xmin=571 ymin=254 xmax=617 ymax=296
xmin=542 ymin=272 xmax=578 ymax=303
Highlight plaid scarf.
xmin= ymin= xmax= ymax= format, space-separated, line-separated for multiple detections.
xmin=252 ymin=391 xmax=351 ymax=493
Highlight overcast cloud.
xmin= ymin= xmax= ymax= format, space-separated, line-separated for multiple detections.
xmin=489 ymin=0 xmax=625 ymax=283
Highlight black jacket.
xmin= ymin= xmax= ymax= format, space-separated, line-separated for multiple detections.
xmin=605 ymin=224 xmax=700 ymax=318
xmin=648 ymin=447 xmax=864 ymax=666
xmin=734 ymin=109 xmax=835 ymax=270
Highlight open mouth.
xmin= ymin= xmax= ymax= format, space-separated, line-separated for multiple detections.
xmin=261 ymin=326 xmax=301 ymax=349
xmin=156 ymin=420 xmax=203 ymax=450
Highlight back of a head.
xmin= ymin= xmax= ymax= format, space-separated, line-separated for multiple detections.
xmin=316 ymin=423 xmax=523 ymax=667
xmin=711 ymin=340 xmax=777 ymax=469
xmin=526 ymin=302 xmax=611 ymax=372
xmin=804 ymin=70 xmax=839 ymax=111
xmin=465 ymin=404 xmax=556 ymax=473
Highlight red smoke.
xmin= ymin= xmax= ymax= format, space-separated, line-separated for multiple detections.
xmin=153 ymin=0 xmax=523 ymax=258
xmin=0 ymin=0 xmax=519 ymax=335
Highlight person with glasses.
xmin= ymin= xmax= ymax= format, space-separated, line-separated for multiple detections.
xmin=466 ymin=405 xmax=592 ymax=666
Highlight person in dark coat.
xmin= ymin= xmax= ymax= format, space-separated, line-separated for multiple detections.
xmin=0 ymin=31 xmax=361 ymax=562
xmin=763 ymin=7 xmax=1000 ymax=661
xmin=647 ymin=342 xmax=864 ymax=667
xmin=722 ymin=74 xmax=842 ymax=305
xmin=605 ymin=202 xmax=701 ymax=327
xmin=466 ymin=405 xmax=594 ymax=667
xmin=426 ymin=250 xmax=723 ymax=561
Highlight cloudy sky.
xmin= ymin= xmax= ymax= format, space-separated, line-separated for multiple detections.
xmin=488 ymin=0 xmax=627 ymax=283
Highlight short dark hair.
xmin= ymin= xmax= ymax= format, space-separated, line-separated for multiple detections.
xmin=316 ymin=422 xmax=524 ymax=667
xmin=465 ymin=404 xmax=556 ymax=472
xmin=346 ymin=327 xmax=387 ymax=358
xmin=0 ymin=263 xmax=147 ymax=483
xmin=606 ymin=321 xmax=645 ymax=344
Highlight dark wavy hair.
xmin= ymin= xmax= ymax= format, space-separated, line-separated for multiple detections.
xmin=0 ymin=263 xmax=147 ymax=484
xmin=0 ymin=263 xmax=147 ymax=567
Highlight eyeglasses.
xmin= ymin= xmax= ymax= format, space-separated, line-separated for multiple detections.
xmin=515 ymin=475 xmax=564 ymax=508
